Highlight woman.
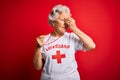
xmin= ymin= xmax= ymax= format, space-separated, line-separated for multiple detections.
xmin=33 ymin=4 xmax=96 ymax=80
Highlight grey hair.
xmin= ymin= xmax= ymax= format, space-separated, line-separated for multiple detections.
xmin=48 ymin=4 xmax=71 ymax=26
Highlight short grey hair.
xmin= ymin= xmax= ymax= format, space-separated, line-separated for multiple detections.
xmin=48 ymin=4 xmax=71 ymax=26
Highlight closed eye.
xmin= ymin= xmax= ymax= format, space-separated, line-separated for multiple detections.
xmin=60 ymin=19 xmax=64 ymax=21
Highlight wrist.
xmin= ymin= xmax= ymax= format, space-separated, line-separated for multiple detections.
xmin=72 ymin=26 xmax=79 ymax=32
xmin=36 ymin=42 xmax=42 ymax=48
xmin=36 ymin=45 xmax=41 ymax=49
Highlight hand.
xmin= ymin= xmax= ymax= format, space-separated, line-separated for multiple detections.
xmin=65 ymin=17 xmax=77 ymax=31
xmin=36 ymin=35 xmax=46 ymax=48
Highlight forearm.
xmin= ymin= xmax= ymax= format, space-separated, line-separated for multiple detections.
xmin=72 ymin=27 xmax=96 ymax=50
xmin=33 ymin=47 xmax=43 ymax=70
xmin=65 ymin=17 xmax=95 ymax=50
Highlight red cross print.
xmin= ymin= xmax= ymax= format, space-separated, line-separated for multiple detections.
xmin=52 ymin=50 xmax=66 ymax=64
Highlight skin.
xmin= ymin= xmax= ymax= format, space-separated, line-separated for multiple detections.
xmin=33 ymin=12 xmax=96 ymax=70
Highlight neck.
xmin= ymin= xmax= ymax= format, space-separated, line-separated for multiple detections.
xmin=51 ymin=30 xmax=64 ymax=37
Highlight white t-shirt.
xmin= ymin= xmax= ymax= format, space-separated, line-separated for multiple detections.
xmin=41 ymin=32 xmax=84 ymax=80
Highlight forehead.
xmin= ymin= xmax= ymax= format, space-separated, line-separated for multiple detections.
xmin=58 ymin=12 xmax=70 ymax=19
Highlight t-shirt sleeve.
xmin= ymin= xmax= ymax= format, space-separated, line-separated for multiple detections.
xmin=71 ymin=33 xmax=84 ymax=51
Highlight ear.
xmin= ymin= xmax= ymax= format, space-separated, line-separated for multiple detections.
xmin=52 ymin=21 xmax=57 ymax=27
xmin=52 ymin=23 xmax=55 ymax=27
xmin=49 ymin=20 xmax=54 ymax=27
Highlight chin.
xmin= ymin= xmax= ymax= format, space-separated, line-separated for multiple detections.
xmin=58 ymin=28 xmax=67 ymax=34
xmin=60 ymin=31 xmax=65 ymax=34
xmin=59 ymin=30 xmax=66 ymax=35
xmin=61 ymin=29 xmax=66 ymax=33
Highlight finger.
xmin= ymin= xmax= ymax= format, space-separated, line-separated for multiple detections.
xmin=67 ymin=17 xmax=74 ymax=21
xmin=65 ymin=19 xmax=71 ymax=23
xmin=37 ymin=35 xmax=46 ymax=39
xmin=36 ymin=38 xmax=44 ymax=43
xmin=37 ymin=40 xmax=44 ymax=46
xmin=65 ymin=17 xmax=70 ymax=21
xmin=65 ymin=18 xmax=73 ymax=23
xmin=40 ymin=35 xmax=46 ymax=38
xmin=37 ymin=38 xmax=44 ymax=42
xmin=66 ymin=18 xmax=75 ymax=23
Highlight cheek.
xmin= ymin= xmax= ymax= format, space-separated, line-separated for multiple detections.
xmin=56 ymin=20 xmax=64 ymax=26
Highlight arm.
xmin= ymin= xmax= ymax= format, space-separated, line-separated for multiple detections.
xmin=33 ymin=35 xmax=45 ymax=70
xmin=65 ymin=17 xmax=96 ymax=51
xmin=72 ymin=27 xmax=96 ymax=51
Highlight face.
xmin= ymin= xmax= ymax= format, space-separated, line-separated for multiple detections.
xmin=53 ymin=12 xmax=70 ymax=34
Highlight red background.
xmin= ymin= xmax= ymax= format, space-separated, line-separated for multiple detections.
xmin=0 ymin=0 xmax=120 ymax=80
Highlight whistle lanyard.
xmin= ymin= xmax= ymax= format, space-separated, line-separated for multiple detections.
xmin=44 ymin=34 xmax=61 ymax=45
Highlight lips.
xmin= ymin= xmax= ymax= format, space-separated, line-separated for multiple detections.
xmin=61 ymin=26 xmax=68 ymax=29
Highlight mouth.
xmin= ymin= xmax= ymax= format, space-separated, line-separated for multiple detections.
xmin=61 ymin=26 xmax=68 ymax=30
xmin=65 ymin=23 xmax=69 ymax=27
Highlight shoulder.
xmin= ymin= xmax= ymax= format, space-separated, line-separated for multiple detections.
xmin=64 ymin=32 xmax=74 ymax=36
xmin=65 ymin=32 xmax=77 ymax=38
xmin=43 ymin=33 xmax=50 ymax=42
xmin=65 ymin=32 xmax=80 ymax=42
